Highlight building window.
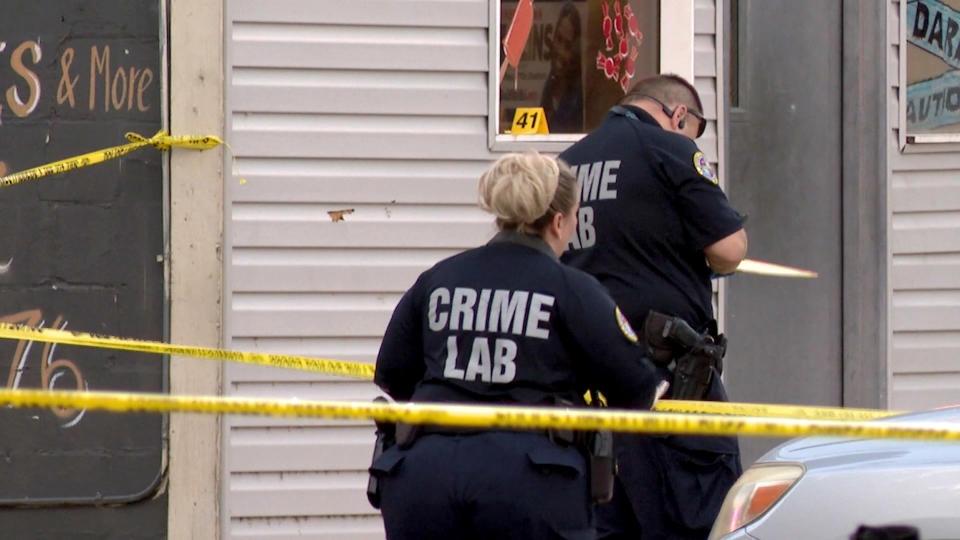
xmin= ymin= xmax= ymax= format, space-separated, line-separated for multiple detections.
xmin=904 ymin=0 xmax=960 ymax=136
xmin=493 ymin=0 xmax=660 ymax=139
xmin=729 ymin=0 xmax=741 ymax=110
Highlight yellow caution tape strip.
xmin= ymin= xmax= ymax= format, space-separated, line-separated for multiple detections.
xmin=0 ymin=131 xmax=230 ymax=188
xmin=0 ymin=323 xmax=904 ymax=421
xmin=0 ymin=323 xmax=374 ymax=379
xmin=657 ymin=400 xmax=900 ymax=421
xmin=0 ymin=388 xmax=955 ymax=442
xmin=737 ymin=258 xmax=819 ymax=278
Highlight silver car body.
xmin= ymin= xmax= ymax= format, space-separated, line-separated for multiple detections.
xmin=714 ymin=406 xmax=960 ymax=540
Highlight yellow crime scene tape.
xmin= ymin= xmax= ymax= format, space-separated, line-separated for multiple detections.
xmin=737 ymin=258 xmax=818 ymax=278
xmin=0 ymin=388 xmax=955 ymax=442
xmin=0 ymin=322 xmax=374 ymax=379
xmin=0 ymin=123 xmax=918 ymax=443
xmin=657 ymin=399 xmax=899 ymax=421
xmin=0 ymin=130 xmax=242 ymax=188
xmin=0 ymin=323 xmax=903 ymax=422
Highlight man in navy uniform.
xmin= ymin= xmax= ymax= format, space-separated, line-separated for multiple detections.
xmin=561 ymin=74 xmax=748 ymax=539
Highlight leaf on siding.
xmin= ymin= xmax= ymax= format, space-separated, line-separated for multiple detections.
xmin=328 ymin=208 xmax=355 ymax=222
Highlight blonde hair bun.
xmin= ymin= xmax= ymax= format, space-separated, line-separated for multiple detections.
xmin=478 ymin=150 xmax=560 ymax=227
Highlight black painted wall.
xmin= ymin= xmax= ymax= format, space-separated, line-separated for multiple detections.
xmin=0 ymin=1 xmax=166 ymax=536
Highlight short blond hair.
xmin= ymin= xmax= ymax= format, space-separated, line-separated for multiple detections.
xmin=478 ymin=150 xmax=577 ymax=235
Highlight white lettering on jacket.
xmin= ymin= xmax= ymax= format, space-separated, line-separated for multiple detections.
xmin=428 ymin=287 xmax=554 ymax=339
xmin=432 ymin=287 xmax=551 ymax=385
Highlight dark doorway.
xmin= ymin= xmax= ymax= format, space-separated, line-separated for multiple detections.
xmin=723 ymin=0 xmax=887 ymax=466
xmin=723 ymin=0 xmax=844 ymax=465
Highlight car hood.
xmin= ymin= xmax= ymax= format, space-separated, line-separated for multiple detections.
xmin=757 ymin=406 xmax=960 ymax=470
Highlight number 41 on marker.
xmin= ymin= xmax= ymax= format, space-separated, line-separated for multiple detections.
xmin=510 ymin=107 xmax=550 ymax=134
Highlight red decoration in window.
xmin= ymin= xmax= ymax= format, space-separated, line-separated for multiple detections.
xmin=596 ymin=0 xmax=645 ymax=92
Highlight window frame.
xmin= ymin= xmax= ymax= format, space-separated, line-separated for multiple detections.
xmin=898 ymin=0 xmax=960 ymax=148
xmin=487 ymin=0 xmax=695 ymax=151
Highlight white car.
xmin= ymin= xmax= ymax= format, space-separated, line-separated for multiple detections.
xmin=709 ymin=405 xmax=960 ymax=540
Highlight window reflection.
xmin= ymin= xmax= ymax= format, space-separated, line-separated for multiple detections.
xmin=499 ymin=0 xmax=660 ymax=135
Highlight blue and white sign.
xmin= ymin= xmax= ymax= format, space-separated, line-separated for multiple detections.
xmin=907 ymin=69 xmax=960 ymax=130
xmin=907 ymin=0 xmax=960 ymax=70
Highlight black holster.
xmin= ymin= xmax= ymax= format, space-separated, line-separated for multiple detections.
xmin=577 ymin=391 xmax=616 ymax=504
xmin=366 ymin=397 xmax=396 ymax=509
xmin=585 ymin=429 xmax=616 ymax=503
xmin=643 ymin=311 xmax=727 ymax=400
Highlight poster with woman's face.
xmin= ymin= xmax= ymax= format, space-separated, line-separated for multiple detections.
xmin=499 ymin=0 xmax=660 ymax=134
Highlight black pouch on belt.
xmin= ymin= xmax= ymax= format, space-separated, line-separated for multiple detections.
xmin=366 ymin=396 xmax=396 ymax=509
xmin=587 ymin=429 xmax=616 ymax=503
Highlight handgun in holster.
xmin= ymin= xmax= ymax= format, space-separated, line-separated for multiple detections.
xmin=366 ymin=396 xmax=396 ymax=509
xmin=642 ymin=311 xmax=727 ymax=401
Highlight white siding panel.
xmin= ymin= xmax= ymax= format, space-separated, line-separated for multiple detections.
xmin=230 ymin=380 xmax=380 ymax=401
xmin=232 ymin=24 xmax=488 ymax=72
xmin=893 ymin=305 xmax=960 ymax=332
xmin=232 ymin=0 xmax=487 ymax=27
xmin=231 ymin=114 xmax=495 ymax=160
xmin=233 ymin=159 xmax=487 ymax=203
xmin=892 ymin=226 xmax=960 ymax=254
xmin=889 ymin=82 xmax=899 ymax=131
xmin=891 ymin=150 xmax=960 ymax=170
xmin=891 ymin=171 xmax=960 ymax=211
xmin=233 ymin=221 xmax=493 ymax=248
xmin=234 ymin=264 xmax=425 ymax=293
xmin=229 ymin=416 xmax=372 ymax=429
xmin=232 ymin=517 xmax=383 ymax=540
xmin=694 ymin=2 xmax=715 ymax=35
xmin=230 ymin=473 xmax=371 ymax=517
xmin=890 ymin=372 xmax=960 ymax=411
xmin=695 ymin=77 xmax=718 ymax=119
xmin=889 ymin=0 xmax=960 ymax=412
xmin=893 ymin=186 xmax=960 ymax=212
xmin=233 ymin=70 xmax=488 ymax=116
xmin=694 ymin=42 xmax=716 ymax=77
xmin=892 ymin=330 xmax=960 ymax=374
xmin=230 ymin=425 xmax=375 ymax=472
xmin=888 ymin=0 xmax=900 ymax=46
xmin=232 ymin=309 xmax=393 ymax=338
xmin=893 ymin=256 xmax=960 ymax=290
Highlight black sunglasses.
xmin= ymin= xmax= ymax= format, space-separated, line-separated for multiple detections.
xmin=644 ymin=95 xmax=706 ymax=139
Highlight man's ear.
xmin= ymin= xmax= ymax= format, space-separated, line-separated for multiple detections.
xmin=675 ymin=104 xmax=687 ymax=130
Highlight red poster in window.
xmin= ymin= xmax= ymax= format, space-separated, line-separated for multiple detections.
xmin=499 ymin=0 xmax=659 ymax=134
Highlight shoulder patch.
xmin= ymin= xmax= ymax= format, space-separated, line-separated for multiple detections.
xmin=615 ymin=307 xmax=638 ymax=343
xmin=693 ymin=151 xmax=718 ymax=184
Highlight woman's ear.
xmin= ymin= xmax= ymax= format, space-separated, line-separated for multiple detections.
xmin=549 ymin=211 xmax=565 ymax=238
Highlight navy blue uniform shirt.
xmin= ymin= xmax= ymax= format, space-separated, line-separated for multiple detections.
xmin=559 ymin=105 xmax=743 ymax=331
xmin=375 ymin=230 xmax=659 ymax=409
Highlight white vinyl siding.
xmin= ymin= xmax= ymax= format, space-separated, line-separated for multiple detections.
xmin=223 ymin=0 xmax=722 ymax=537
xmin=694 ymin=0 xmax=720 ymax=164
xmin=888 ymin=0 xmax=960 ymax=411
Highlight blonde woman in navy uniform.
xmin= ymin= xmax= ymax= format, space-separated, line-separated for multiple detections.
xmin=371 ymin=150 xmax=663 ymax=540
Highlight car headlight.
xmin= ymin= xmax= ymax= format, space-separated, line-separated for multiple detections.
xmin=708 ymin=463 xmax=804 ymax=539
